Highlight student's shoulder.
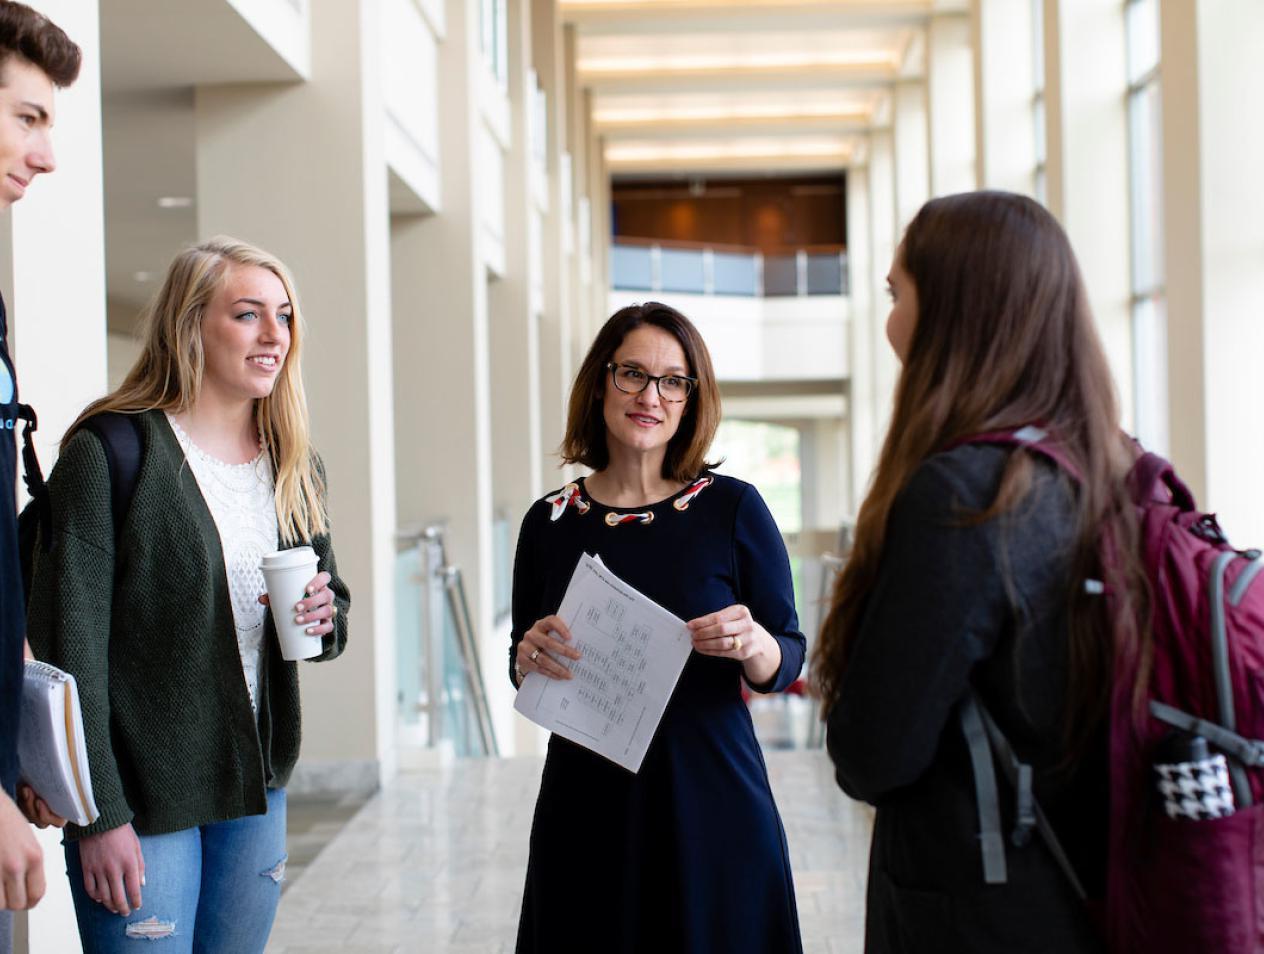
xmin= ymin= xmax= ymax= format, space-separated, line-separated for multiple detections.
xmin=699 ymin=473 xmax=774 ymax=527
xmin=912 ymin=443 xmax=1012 ymax=509
xmin=905 ymin=441 xmax=1072 ymax=524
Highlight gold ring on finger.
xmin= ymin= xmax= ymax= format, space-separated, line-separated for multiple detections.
xmin=733 ymin=636 xmax=742 ymax=652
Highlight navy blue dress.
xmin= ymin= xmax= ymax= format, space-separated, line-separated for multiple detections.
xmin=511 ymin=472 xmax=806 ymax=954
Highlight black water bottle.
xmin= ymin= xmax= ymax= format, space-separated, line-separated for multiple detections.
xmin=1153 ymin=732 xmax=1235 ymax=820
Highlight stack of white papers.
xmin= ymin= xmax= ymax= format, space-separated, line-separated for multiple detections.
xmin=18 ymin=660 xmax=99 ymax=827
xmin=514 ymin=554 xmax=693 ymax=772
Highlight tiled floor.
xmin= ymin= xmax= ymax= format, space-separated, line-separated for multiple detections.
xmin=283 ymin=791 xmax=371 ymax=891
xmin=267 ymin=750 xmax=872 ymax=953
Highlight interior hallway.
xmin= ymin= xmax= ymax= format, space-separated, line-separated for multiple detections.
xmin=267 ymin=750 xmax=872 ymax=953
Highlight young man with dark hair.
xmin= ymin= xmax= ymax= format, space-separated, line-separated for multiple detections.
xmin=0 ymin=1 xmax=81 ymax=947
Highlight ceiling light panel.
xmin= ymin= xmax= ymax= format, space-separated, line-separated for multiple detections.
xmin=593 ymin=89 xmax=880 ymax=127
xmin=605 ymin=136 xmax=853 ymax=163
xmin=577 ymin=29 xmax=905 ymax=76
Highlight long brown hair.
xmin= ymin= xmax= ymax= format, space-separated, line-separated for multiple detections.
xmin=561 ymin=301 xmax=721 ymax=482
xmin=812 ymin=191 xmax=1147 ymax=757
xmin=68 ymin=237 xmax=328 ymax=545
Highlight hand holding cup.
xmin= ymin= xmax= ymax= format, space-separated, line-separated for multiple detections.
xmin=259 ymin=547 xmax=331 ymax=660
xmin=258 ymin=570 xmax=336 ymax=636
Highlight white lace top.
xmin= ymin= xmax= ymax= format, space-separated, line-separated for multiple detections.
xmin=166 ymin=414 xmax=278 ymax=712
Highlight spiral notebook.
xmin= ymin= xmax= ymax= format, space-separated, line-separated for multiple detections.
xmin=17 ymin=660 xmax=99 ymax=827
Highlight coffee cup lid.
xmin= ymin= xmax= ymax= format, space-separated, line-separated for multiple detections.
xmin=260 ymin=546 xmax=318 ymax=570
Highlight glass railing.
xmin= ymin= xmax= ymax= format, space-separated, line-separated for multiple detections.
xmin=492 ymin=512 xmax=512 ymax=624
xmin=395 ymin=524 xmax=499 ymax=758
xmin=610 ymin=239 xmax=849 ymax=297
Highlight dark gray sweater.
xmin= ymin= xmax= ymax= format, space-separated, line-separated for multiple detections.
xmin=827 ymin=443 xmax=1105 ymax=954
xmin=26 ymin=410 xmax=349 ymax=839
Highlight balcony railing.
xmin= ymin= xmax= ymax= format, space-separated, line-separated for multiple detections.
xmin=396 ymin=523 xmax=499 ymax=758
xmin=611 ymin=238 xmax=849 ymax=298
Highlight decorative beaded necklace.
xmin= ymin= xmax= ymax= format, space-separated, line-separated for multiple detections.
xmin=546 ymin=475 xmax=714 ymax=527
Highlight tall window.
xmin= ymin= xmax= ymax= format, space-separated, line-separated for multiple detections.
xmin=1032 ymin=0 xmax=1047 ymax=204
xmin=1126 ymin=0 xmax=1166 ymax=451
xmin=480 ymin=0 xmax=508 ymax=88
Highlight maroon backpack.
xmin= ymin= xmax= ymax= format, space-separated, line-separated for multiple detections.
xmin=958 ymin=426 xmax=1264 ymax=953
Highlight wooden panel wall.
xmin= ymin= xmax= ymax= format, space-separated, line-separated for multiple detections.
xmin=610 ymin=175 xmax=847 ymax=251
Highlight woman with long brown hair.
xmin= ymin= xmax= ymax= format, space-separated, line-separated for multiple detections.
xmin=814 ymin=191 xmax=1145 ymax=952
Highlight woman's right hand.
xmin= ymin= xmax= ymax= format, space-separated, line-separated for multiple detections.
xmin=78 ymin=823 xmax=145 ymax=916
xmin=516 ymin=615 xmax=582 ymax=682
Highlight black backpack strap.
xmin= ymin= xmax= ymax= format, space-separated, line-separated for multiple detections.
xmin=81 ymin=412 xmax=143 ymax=536
xmin=16 ymin=403 xmax=51 ymax=578
xmin=16 ymin=403 xmax=45 ymax=502
xmin=961 ymin=691 xmax=1088 ymax=902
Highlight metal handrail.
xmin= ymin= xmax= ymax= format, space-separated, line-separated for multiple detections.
xmin=438 ymin=561 xmax=499 ymax=757
xmin=397 ymin=523 xmax=499 ymax=757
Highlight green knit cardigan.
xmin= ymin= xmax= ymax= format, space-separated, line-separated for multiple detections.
xmin=25 ymin=410 xmax=350 ymax=839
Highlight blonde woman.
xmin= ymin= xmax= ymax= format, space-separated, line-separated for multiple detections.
xmin=26 ymin=237 xmax=349 ymax=953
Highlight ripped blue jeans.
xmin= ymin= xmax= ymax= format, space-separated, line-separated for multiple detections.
xmin=64 ymin=788 xmax=287 ymax=953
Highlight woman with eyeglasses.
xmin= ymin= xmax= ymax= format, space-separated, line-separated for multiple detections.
xmin=510 ymin=302 xmax=806 ymax=954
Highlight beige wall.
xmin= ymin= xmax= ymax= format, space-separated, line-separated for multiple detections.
xmin=194 ymin=0 xmax=398 ymax=789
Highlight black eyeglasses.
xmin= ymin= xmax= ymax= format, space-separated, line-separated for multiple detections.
xmin=606 ymin=363 xmax=697 ymax=403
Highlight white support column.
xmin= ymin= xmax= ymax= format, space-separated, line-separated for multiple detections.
xmin=970 ymin=0 xmax=1037 ymax=194
xmin=867 ymin=130 xmax=899 ymax=454
xmin=1042 ymin=0 xmax=1132 ymax=418
xmin=564 ymin=25 xmax=592 ymax=360
xmin=531 ymin=0 xmax=571 ymax=492
xmin=892 ymin=80 xmax=929 ymax=231
xmin=195 ymin=0 xmax=399 ymax=792
xmin=844 ymin=163 xmax=874 ymax=512
xmin=6 ymin=3 xmax=105 ymax=950
xmin=585 ymin=89 xmax=610 ymax=339
xmin=1161 ymin=1 xmax=1264 ymax=542
xmin=926 ymin=13 xmax=976 ymax=196
xmin=391 ymin=0 xmax=495 ymax=700
xmin=486 ymin=0 xmax=541 ymax=753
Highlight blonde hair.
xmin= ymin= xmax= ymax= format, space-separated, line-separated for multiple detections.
xmin=68 ymin=236 xmax=327 ymax=544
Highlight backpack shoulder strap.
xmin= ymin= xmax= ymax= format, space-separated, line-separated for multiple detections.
xmin=960 ymin=691 xmax=1089 ymax=902
xmin=16 ymin=403 xmax=45 ymax=504
xmin=16 ymin=403 xmax=51 ymax=579
xmin=81 ymin=412 xmax=143 ymax=536
xmin=947 ymin=425 xmax=1085 ymax=484
xmin=1127 ymin=451 xmax=1196 ymax=511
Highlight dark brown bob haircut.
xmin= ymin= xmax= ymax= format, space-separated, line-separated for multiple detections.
xmin=561 ymin=301 xmax=721 ymax=482
xmin=0 ymin=1 xmax=81 ymax=88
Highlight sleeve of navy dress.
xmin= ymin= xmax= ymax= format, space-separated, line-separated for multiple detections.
xmin=733 ymin=484 xmax=807 ymax=693
xmin=508 ymin=501 xmax=545 ymax=685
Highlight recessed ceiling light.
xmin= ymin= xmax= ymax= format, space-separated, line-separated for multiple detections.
xmin=133 ymin=271 xmax=153 ymax=283
xmin=157 ymin=196 xmax=193 ymax=209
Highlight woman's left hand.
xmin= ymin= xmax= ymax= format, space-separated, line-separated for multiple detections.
xmin=258 ymin=570 xmax=337 ymax=637
xmin=688 ymin=605 xmax=783 ymax=686
xmin=687 ymin=604 xmax=774 ymax=660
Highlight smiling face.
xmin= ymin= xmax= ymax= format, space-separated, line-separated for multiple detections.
xmin=0 ymin=57 xmax=57 ymax=208
xmin=199 ymin=263 xmax=293 ymax=409
xmin=601 ymin=324 xmax=691 ymax=464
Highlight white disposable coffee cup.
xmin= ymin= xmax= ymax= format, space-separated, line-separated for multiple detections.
xmin=260 ymin=546 xmax=323 ymax=661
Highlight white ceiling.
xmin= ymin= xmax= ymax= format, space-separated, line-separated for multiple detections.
xmin=561 ymin=0 xmax=959 ymax=177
